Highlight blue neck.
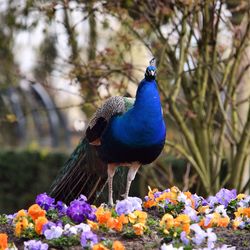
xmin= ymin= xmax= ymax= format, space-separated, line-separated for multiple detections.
xmin=133 ymin=78 xmax=162 ymax=116
xmin=112 ymin=78 xmax=166 ymax=146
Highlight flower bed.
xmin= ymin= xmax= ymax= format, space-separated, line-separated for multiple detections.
xmin=0 ymin=186 xmax=249 ymax=249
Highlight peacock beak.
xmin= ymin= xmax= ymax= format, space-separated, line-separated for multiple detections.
xmin=149 ymin=70 xmax=155 ymax=76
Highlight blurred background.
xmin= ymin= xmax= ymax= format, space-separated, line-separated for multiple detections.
xmin=0 ymin=0 xmax=250 ymax=213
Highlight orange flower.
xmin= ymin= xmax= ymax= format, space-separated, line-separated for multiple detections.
xmin=143 ymin=200 xmax=157 ymax=208
xmin=118 ymin=214 xmax=128 ymax=224
xmin=87 ymin=219 xmax=99 ymax=231
xmin=217 ymin=217 xmax=230 ymax=227
xmin=92 ymin=243 xmax=109 ymax=250
xmin=235 ymin=207 xmax=250 ymax=218
xmin=28 ymin=204 xmax=46 ymax=221
xmin=15 ymin=217 xmax=29 ymax=237
xmin=95 ymin=207 xmax=111 ymax=225
xmin=113 ymin=240 xmax=125 ymax=250
xmin=133 ymin=223 xmax=145 ymax=236
xmin=35 ymin=216 xmax=48 ymax=235
xmin=0 ymin=233 xmax=8 ymax=250
xmin=107 ymin=216 xmax=125 ymax=232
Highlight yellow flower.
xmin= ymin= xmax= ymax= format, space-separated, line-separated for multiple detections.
xmin=112 ymin=240 xmax=125 ymax=250
xmin=0 ymin=233 xmax=8 ymax=250
xmin=147 ymin=186 xmax=159 ymax=199
xmin=237 ymin=194 xmax=246 ymax=200
xmin=128 ymin=213 xmax=137 ymax=224
xmin=128 ymin=210 xmax=147 ymax=224
xmin=175 ymin=214 xmax=190 ymax=225
xmin=174 ymin=214 xmax=190 ymax=233
xmin=92 ymin=243 xmax=109 ymax=250
xmin=133 ymin=223 xmax=145 ymax=236
xmin=15 ymin=217 xmax=29 ymax=237
xmin=87 ymin=219 xmax=99 ymax=231
xmin=15 ymin=209 xmax=27 ymax=219
xmin=160 ymin=214 xmax=174 ymax=230
xmin=232 ymin=218 xmax=242 ymax=229
xmin=198 ymin=206 xmax=209 ymax=214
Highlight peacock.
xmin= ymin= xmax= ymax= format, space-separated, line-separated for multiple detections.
xmin=50 ymin=58 xmax=166 ymax=206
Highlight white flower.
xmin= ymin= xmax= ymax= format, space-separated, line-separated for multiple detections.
xmin=75 ymin=223 xmax=91 ymax=233
xmin=161 ymin=243 xmax=183 ymax=250
xmin=215 ymin=205 xmax=227 ymax=217
xmin=177 ymin=192 xmax=191 ymax=206
xmin=44 ymin=225 xmax=63 ymax=240
xmin=206 ymin=228 xmax=217 ymax=249
xmin=190 ymin=223 xmax=207 ymax=246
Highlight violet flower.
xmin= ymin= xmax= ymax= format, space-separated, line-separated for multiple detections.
xmin=190 ymin=223 xmax=207 ymax=246
xmin=35 ymin=193 xmax=55 ymax=211
xmin=43 ymin=222 xmax=63 ymax=240
xmin=115 ymin=197 xmax=142 ymax=215
xmin=180 ymin=231 xmax=190 ymax=245
xmin=215 ymin=188 xmax=237 ymax=207
xmin=55 ymin=201 xmax=67 ymax=216
xmin=238 ymin=195 xmax=250 ymax=208
xmin=115 ymin=199 xmax=133 ymax=215
xmin=66 ymin=197 xmax=95 ymax=223
xmin=183 ymin=206 xmax=199 ymax=222
xmin=24 ymin=240 xmax=48 ymax=250
xmin=80 ymin=230 xmax=98 ymax=248
xmin=192 ymin=194 xmax=204 ymax=209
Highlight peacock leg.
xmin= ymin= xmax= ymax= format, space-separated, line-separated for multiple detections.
xmin=107 ymin=164 xmax=117 ymax=206
xmin=122 ymin=163 xmax=140 ymax=199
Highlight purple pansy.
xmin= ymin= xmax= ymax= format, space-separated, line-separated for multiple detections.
xmin=215 ymin=188 xmax=237 ymax=207
xmin=35 ymin=193 xmax=55 ymax=211
xmin=115 ymin=199 xmax=133 ymax=215
xmin=183 ymin=206 xmax=198 ymax=222
xmin=55 ymin=201 xmax=67 ymax=216
xmin=180 ymin=231 xmax=190 ymax=245
xmin=24 ymin=240 xmax=48 ymax=250
xmin=115 ymin=197 xmax=142 ymax=215
xmin=66 ymin=197 xmax=96 ymax=223
xmin=80 ymin=230 xmax=98 ymax=248
xmin=192 ymin=194 xmax=205 ymax=209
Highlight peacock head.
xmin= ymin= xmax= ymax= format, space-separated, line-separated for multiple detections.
xmin=145 ymin=58 xmax=156 ymax=80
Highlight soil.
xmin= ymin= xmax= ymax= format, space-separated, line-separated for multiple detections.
xmin=1 ymin=223 xmax=250 ymax=250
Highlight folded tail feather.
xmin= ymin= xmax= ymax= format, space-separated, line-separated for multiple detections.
xmin=50 ymin=137 xmax=128 ymax=204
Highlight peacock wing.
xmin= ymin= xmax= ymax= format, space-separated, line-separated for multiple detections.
xmin=86 ymin=96 xmax=135 ymax=144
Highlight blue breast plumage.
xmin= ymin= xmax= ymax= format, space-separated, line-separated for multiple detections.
xmin=98 ymin=77 xmax=166 ymax=164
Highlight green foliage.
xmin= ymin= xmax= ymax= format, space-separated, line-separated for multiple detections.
xmin=0 ymin=214 xmax=8 ymax=225
xmin=0 ymin=150 xmax=68 ymax=214
xmin=48 ymin=235 xmax=80 ymax=248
